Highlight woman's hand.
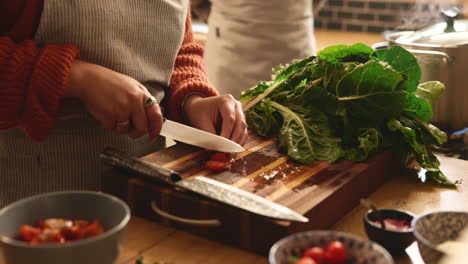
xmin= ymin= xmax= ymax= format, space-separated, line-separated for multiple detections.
xmin=183 ymin=94 xmax=248 ymax=146
xmin=63 ymin=60 xmax=163 ymax=141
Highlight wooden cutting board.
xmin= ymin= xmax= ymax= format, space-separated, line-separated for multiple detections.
xmin=101 ymin=131 xmax=400 ymax=255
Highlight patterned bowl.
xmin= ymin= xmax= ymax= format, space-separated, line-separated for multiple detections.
xmin=412 ymin=211 xmax=468 ymax=264
xmin=269 ymin=230 xmax=394 ymax=264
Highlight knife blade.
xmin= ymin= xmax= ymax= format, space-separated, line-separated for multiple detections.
xmin=160 ymin=120 xmax=244 ymax=153
xmin=100 ymin=147 xmax=308 ymax=223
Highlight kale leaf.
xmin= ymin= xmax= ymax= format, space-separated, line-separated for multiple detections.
xmin=240 ymin=43 xmax=458 ymax=188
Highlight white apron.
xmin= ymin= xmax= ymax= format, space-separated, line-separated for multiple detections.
xmin=0 ymin=0 xmax=189 ymax=207
xmin=204 ymin=0 xmax=316 ymax=98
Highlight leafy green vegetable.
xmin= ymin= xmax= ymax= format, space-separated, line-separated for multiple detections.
xmin=373 ymin=46 xmax=421 ymax=92
xmin=318 ymin=43 xmax=374 ymax=63
xmin=415 ymin=81 xmax=445 ymax=103
xmin=241 ymin=43 xmax=458 ymax=188
xmin=241 ymin=56 xmax=316 ymax=111
xmin=335 ymin=60 xmax=407 ymax=121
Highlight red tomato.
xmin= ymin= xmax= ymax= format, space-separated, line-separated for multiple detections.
xmin=18 ymin=218 xmax=105 ymax=245
xmin=303 ymin=247 xmax=326 ymax=264
xmin=295 ymin=257 xmax=317 ymax=264
xmin=79 ymin=220 xmax=104 ymax=238
xmin=205 ymin=160 xmax=226 ymax=171
xmin=19 ymin=225 xmax=41 ymax=242
xmin=210 ymin=152 xmax=230 ymax=163
xmin=325 ymin=241 xmax=347 ymax=264
xmin=41 ymin=228 xmax=65 ymax=243
xmin=74 ymin=220 xmax=90 ymax=227
xmin=61 ymin=225 xmax=82 ymax=240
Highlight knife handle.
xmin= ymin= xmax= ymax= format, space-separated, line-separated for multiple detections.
xmin=100 ymin=147 xmax=181 ymax=184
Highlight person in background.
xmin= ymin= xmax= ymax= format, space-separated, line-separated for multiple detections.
xmin=0 ymin=0 xmax=247 ymax=207
xmin=204 ymin=0 xmax=317 ymax=99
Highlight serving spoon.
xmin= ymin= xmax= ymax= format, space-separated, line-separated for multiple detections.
xmin=360 ymin=198 xmax=386 ymax=230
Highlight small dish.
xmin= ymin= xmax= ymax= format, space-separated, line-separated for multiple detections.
xmin=363 ymin=208 xmax=415 ymax=255
xmin=412 ymin=210 xmax=468 ymax=264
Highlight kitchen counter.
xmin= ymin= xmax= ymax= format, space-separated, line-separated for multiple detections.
xmin=116 ymin=154 xmax=468 ymax=264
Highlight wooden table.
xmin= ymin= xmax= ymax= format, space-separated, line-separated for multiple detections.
xmin=116 ymin=155 xmax=468 ymax=264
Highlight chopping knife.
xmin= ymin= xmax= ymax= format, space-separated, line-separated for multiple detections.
xmin=160 ymin=120 xmax=245 ymax=153
xmin=100 ymin=147 xmax=309 ymax=223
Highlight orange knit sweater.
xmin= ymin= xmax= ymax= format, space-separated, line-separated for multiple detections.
xmin=0 ymin=0 xmax=218 ymax=142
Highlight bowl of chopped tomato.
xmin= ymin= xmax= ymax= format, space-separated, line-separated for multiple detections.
xmin=0 ymin=191 xmax=130 ymax=264
xmin=269 ymin=230 xmax=393 ymax=264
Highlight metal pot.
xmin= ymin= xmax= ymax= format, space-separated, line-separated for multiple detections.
xmin=374 ymin=9 xmax=468 ymax=130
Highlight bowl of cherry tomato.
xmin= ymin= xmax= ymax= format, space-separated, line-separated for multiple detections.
xmin=0 ymin=191 xmax=130 ymax=264
xmin=269 ymin=230 xmax=393 ymax=264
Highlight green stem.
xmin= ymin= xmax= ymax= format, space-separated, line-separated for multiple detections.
xmin=243 ymin=77 xmax=323 ymax=111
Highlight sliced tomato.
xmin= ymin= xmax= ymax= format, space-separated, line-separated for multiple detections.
xmin=210 ymin=152 xmax=230 ymax=163
xmin=61 ymin=225 xmax=82 ymax=241
xmin=79 ymin=220 xmax=104 ymax=238
xmin=205 ymin=160 xmax=226 ymax=171
xmin=39 ymin=218 xmax=73 ymax=229
xmin=19 ymin=225 xmax=41 ymax=242
xmin=325 ymin=241 xmax=347 ymax=264
xmin=303 ymin=247 xmax=326 ymax=264
xmin=73 ymin=220 xmax=90 ymax=227
xmin=295 ymin=257 xmax=317 ymax=264
xmin=40 ymin=228 xmax=65 ymax=244
xmin=18 ymin=218 xmax=105 ymax=244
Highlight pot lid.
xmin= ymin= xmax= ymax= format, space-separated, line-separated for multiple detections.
xmin=395 ymin=7 xmax=468 ymax=47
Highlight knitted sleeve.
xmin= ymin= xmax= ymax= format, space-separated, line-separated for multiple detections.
xmin=166 ymin=9 xmax=219 ymax=122
xmin=0 ymin=36 xmax=79 ymax=141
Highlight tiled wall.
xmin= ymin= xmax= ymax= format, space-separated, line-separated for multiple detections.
xmin=314 ymin=0 xmax=465 ymax=32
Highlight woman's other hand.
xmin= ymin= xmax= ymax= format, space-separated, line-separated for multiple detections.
xmin=183 ymin=94 xmax=248 ymax=146
xmin=63 ymin=60 xmax=163 ymax=141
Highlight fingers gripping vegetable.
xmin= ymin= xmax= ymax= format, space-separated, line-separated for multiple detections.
xmin=240 ymin=43 xmax=459 ymax=188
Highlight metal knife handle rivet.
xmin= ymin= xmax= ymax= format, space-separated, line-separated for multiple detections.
xmin=100 ymin=147 xmax=181 ymax=184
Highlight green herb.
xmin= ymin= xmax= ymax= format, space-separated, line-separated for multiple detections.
xmin=240 ymin=43 xmax=459 ymax=188
xmin=287 ymin=256 xmax=300 ymax=263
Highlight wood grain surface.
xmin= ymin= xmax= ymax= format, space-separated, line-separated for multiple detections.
xmin=140 ymin=131 xmax=395 ymax=214
xmin=103 ymin=131 xmax=400 ymax=254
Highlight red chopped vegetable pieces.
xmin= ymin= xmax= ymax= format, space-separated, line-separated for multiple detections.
xmin=205 ymin=152 xmax=232 ymax=171
xmin=18 ymin=218 xmax=104 ymax=244
xmin=210 ymin=152 xmax=230 ymax=163
xmin=205 ymin=160 xmax=227 ymax=171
